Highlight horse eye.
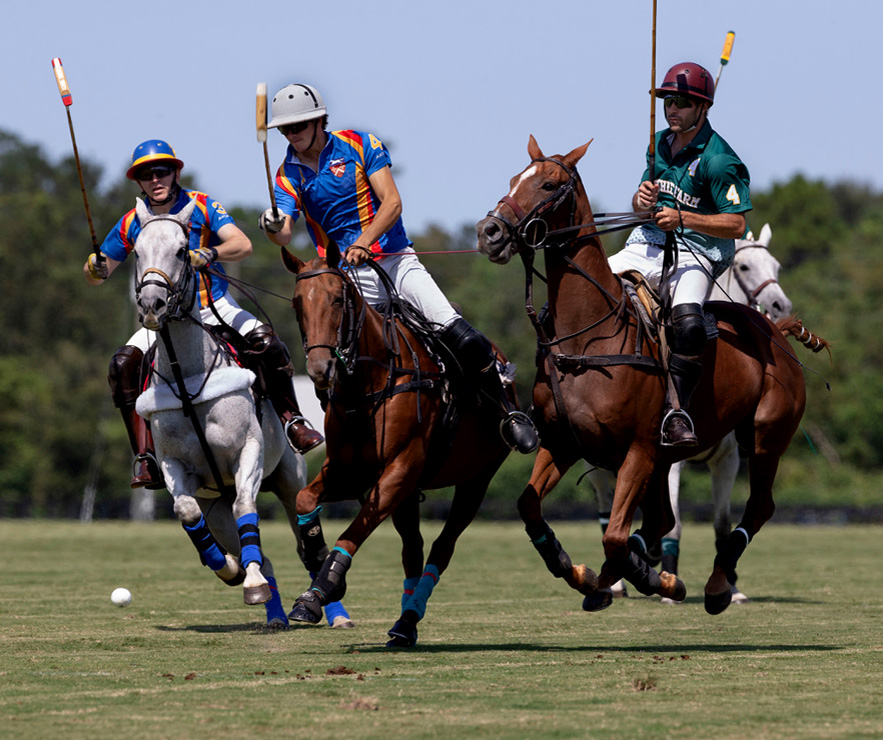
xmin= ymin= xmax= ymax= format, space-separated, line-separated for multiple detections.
xmin=738 ymin=264 xmax=750 ymax=272
xmin=177 ymin=247 xmax=188 ymax=260
xmin=542 ymin=182 xmax=559 ymax=191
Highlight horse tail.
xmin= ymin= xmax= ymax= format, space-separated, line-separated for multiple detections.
xmin=777 ymin=315 xmax=832 ymax=356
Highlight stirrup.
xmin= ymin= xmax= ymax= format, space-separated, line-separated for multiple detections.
xmin=132 ymin=452 xmax=164 ymax=490
xmin=660 ymin=408 xmax=697 ymax=447
xmin=500 ymin=411 xmax=539 ymax=454
xmin=283 ymin=415 xmax=324 ymax=453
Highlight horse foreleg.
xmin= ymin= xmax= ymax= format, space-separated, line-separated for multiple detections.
xmin=391 ymin=493 xmax=424 ymax=605
xmin=517 ymin=448 xmax=596 ymax=595
xmin=660 ymin=460 xmax=685 ymax=577
xmin=232 ymin=441 xmax=270 ymax=606
xmin=584 ymin=466 xmax=629 ymax=597
xmin=175 ymin=492 xmax=245 ymax=583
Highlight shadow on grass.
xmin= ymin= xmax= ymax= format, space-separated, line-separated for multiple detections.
xmin=155 ymin=623 xmax=290 ymax=634
xmin=343 ymin=641 xmax=843 ymax=655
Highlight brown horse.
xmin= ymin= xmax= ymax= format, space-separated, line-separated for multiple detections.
xmin=280 ymin=244 xmax=514 ymax=646
xmin=476 ymin=136 xmax=829 ymax=614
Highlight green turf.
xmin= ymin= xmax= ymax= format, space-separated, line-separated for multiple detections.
xmin=2 ymin=519 xmax=881 ymax=739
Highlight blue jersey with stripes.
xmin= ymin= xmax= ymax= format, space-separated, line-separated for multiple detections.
xmin=99 ymin=188 xmax=233 ymax=307
xmin=273 ymin=129 xmax=412 ymax=259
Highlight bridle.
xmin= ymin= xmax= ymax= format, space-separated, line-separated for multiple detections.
xmin=134 ymin=216 xmax=197 ymax=324
xmin=486 ymin=157 xmax=656 ymax=252
xmin=293 ymin=265 xmax=364 ymax=375
xmin=729 ymin=244 xmax=781 ymax=311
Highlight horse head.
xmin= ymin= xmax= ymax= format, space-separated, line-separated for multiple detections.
xmin=133 ymin=198 xmax=198 ymax=331
xmin=731 ymin=223 xmax=792 ymax=321
xmin=282 ymin=242 xmax=359 ymax=391
xmin=477 ymin=135 xmax=593 ymax=264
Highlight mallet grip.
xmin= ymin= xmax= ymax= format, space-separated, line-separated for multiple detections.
xmin=720 ymin=31 xmax=736 ymax=65
xmin=51 ymin=57 xmax=72 ymax=106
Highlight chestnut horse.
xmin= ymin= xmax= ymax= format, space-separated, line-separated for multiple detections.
xmin=280 ymin=244 xmax=514 ymax=646
xmin=476 ymin=136 xmax=828 ymax=614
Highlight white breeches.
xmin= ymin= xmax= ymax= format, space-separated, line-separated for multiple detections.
xmin=347 ymin=248 xmax=459 ymax=329
xmin=607 ymin=241 xmax=714 ymax=307
xmin=127 ymin=294 xmax=262 ymax=353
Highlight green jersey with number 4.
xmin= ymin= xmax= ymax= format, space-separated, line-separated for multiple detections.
xmin=640 ymin=119 xmax=752 ymax=275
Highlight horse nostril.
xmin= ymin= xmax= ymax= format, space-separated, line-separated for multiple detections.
xmin=484 ymin=221 xmax=501 ymax=240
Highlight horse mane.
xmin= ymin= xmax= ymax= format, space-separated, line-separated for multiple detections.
xmin=777 ymin=314 xmax=832 ymax=358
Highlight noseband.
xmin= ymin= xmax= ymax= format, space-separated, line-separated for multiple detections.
xmin=134 ymin=216 xmax=196 ymax=322
xmin=294 ymin=266 xmax=363 ymax=374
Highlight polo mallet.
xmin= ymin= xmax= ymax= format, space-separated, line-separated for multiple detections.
xmin=51 ymin=57 xmax=103 ymax=266
xmin=648 ymin=0 xmax=658 ymax=181
xmin=715 ymin=31 xmax=736 ymax=90
xmin=256 ymin=83 xmax=279 ymax=220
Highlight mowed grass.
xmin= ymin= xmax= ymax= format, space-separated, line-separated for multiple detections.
xmin=1 ymin=518 xmax=881 ymax=739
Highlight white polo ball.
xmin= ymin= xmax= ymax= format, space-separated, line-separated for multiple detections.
xmin=111 ymin=587 xmax=132 ymax=607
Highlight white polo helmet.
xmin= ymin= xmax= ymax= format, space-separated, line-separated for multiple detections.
xmin=267 ymin=84 xmax=327 ymax=129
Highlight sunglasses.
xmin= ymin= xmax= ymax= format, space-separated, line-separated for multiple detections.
xmin=663 ymin=95 xmax=696 ymax=110
xmin=137 ymin=166 xmax=174 ymax=181
xmin=279 ymin=120 xmax=312 ymax=136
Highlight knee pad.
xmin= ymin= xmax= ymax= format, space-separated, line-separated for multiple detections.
xmin=668 ymin=303 xmax=706 ymax=356
xmin=108 ymin=345 xmax=144 ymax=408
xmin=440 ymin=317 xmax=494 ymax=372
xmin=244 ymin=326 xmax=293 ymax=373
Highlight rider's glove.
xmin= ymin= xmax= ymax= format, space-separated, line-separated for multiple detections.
xmin=189 ymin=246 xmax=218 ymax=269
xmin=87 ymin=253 xmax=108 ymax=281
xmin=259 ymin=208 xmax=285 ymax=234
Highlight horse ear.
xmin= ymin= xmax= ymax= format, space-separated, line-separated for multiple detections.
xmin=325 ymin=239 xmax=342 ymax=267
xmin=527 ymin=135 xmax=543 ymax=160
xmin=759 ymin=223 xmax=772 ymax=247
xmin=176 ymin=197 xmax=198 ymax=226
xmin=563 ymin=139 xmax=592 ymax=169
xmin=280 ymin=246 xmax=304 ymax=274
xmin=135 ymin=197 xmax=153 ymax=225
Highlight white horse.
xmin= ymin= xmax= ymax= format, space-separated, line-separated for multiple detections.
xmin=130 ymin=198 xmax=347 ymax=627
xmin=587 ymin=224 xmax=792 ymax=603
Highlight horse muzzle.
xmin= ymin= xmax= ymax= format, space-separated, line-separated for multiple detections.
xmin=305 ymin=349 xmax=338 ymax=391
xmin=476 ymin=215 xmax=516 ymax=264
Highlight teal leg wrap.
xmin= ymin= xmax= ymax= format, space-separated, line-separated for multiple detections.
xmin=402 ymin=565 xmax=440 ymax=621
xmin=661 ymin=537 xmax=680 ymax=557
xmin=401 ymin=576 xmax=420 ymax=611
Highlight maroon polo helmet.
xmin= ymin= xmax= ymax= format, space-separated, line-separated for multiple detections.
xmin=655 ymin=62 xmax=715 ymax=106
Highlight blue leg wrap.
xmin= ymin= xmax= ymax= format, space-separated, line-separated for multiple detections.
xmin=323 ymin=600 xmax=350 ymax=625
xmin=183 ymin=515 xmax=227 ymax=571
xmin=402 ymin=565 xmax=440 ymax=621
xmin=264 ymin=576 xmax=288 ymax=626
xmin=661 ymin=537 xmax=680 ymax=557
xmin=402 ymin=576 xmax=420 ymax=611
xmin=237 ymin=512 xmax=263 ymax=569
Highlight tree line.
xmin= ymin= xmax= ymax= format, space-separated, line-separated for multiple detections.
xmin=1 ymin=129 xmax=880 ymax=519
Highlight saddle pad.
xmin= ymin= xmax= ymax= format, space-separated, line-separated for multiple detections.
xmin=136 ymin=366 xmax=256 ymax=420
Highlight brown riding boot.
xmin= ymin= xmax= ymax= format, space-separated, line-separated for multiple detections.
xmin=129 ymin=410 xmax=164 ymax=489
xmin=244 ymin=327 xmax=324 ymax=454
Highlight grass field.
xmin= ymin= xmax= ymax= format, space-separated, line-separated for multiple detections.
xmin=2 ymin=518 xmax=881 ymax=739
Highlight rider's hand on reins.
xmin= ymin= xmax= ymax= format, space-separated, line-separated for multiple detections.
xmin=189 ymin=246 xmax=219 ymax=269
xmin=343 ymin=245 xmax=372 ymax=267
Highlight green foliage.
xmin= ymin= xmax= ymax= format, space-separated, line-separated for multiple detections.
xmin=1 ymin=129 xmax=881 ymax=519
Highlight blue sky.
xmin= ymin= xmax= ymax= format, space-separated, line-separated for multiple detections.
xmin=4 ymin=1 xmax=877 ymax=236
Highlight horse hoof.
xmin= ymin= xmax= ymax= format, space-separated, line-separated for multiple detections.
xmin=659 ymin=572 xmax=687 ymax=602
xmin=705 ymin=588 xmax=733 ymax=615
xmin=288 ymin=591 xmax=323 ymax=625
xmin=330 ymin=616 xmax=355 ymax=629
xmin=611 ymin=579 xmax=629 ymax=598
xmin=266 ymin=617 xmax=289 ymax=630
xmin=582 ymin=589 xmax=613 ymax=612
xmin=730 ymin=587 xmax=749 ymax=604
xmin=244 ymin=583 xmax=272 ymax=605
xmin=659 ymin=596 xmax=682 ymax=606
xmin=386 ymin=618 xmax=418 ymax=648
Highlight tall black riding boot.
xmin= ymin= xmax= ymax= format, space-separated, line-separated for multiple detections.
xmin=440 ymin=317 xmax=538 ymax=454
xmin=662 ymin=353 xmax=702 ymax=447
xmin=108 ymin=345 xmax=163 ymax=489
xmin=244 ymin=326 xmax=324 ymax=453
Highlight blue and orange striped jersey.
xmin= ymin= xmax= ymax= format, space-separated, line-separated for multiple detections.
xmin=99 ymin=188 xmax=234 ymax=307
xmin=274 ymin=130 xmax=411 ymax=259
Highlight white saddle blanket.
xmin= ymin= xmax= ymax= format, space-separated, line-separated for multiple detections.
xmin=136 ymin=366 xmax=256 ymax=420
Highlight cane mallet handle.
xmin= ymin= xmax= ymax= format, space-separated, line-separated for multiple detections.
xmin=715 ymin=31 xmax=736 ymax=90
xmin=648 ymin=0 xmax=658 ymax=182
xmin=256 ymin=83 xmax=279 ymax=221
xmin=52 ymin=57 xmax=102 ymax=261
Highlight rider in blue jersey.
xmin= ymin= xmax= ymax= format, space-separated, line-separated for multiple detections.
xmin=85 ymin=140 xmax=323 ymax=488
xmin=260 ymin=84 xmax=537 ymax=454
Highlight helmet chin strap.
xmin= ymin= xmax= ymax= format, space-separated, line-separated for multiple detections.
xmin=142 ymin=181 xmax=181 ymax=208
